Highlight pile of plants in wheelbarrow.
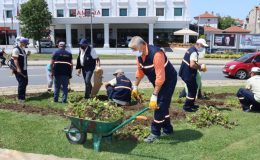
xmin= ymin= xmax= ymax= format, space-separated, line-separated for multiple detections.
xmin=65 ymin=94 xmax=124 ymax=122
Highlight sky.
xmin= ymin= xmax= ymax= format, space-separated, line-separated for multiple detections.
xmin=190 ymin=0 xmax=260 ymax=20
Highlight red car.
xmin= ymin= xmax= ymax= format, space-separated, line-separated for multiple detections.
xmin=223 ymin=52 xmax=260 ymax=79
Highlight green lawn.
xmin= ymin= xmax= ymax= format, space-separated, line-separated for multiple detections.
xmin=1 ymin=86 xmax=260 ymax=160
xmin=27 ymin=54 xmax=135 ymax=61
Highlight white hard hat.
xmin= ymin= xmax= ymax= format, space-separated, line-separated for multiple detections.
xmin=196 ymin=38 xmax=208 ymax=47
xmin=251 ymin=67 xmax=260 ymax=73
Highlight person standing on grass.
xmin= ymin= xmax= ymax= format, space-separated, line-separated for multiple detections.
xmin=129 ymin=36 xmax=177 ymax=143
xmin=237 ymin=67 xmax=260 ymax=112
xmin=76 ymin=38 xmax=100 ymax=99
xmin=51 ymin=41 xmax=73 ymax=103
xmin=179 ymin=38 xmax=208 ymax=112
xmin=11 ymin=38 xmax=31 ymax=103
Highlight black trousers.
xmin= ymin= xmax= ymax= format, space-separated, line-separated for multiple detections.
xmin=0 ymin=56 xmax=6 ymax=65
xmin=15 ymin=70 xmax=28 ymax=100
xmin=183 ymin=78 xmax=198 ymax=109
xmin=237 ymin=88 xmax=260 ymax=110
xmin=82 ymin=69 xmax=94 ymax=98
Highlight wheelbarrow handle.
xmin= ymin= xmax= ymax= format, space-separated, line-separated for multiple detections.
xmin=106 ymin=107 xmax=149 ymax=135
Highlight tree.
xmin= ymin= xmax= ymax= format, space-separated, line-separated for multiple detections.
xmin=218 ymin=16 xmax=236 ymax=30
xmin=18 ymin=0 xmax=52 ymax=53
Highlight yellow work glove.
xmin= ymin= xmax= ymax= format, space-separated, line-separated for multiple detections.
xmin=201 ymin=64 xmax=207 ymax=72
xmin=149 ymin=94 xmax=159 ymax=110
xmin=132 ymin=85 xmax=139 ymax=99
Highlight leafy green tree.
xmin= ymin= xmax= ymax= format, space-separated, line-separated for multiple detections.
xmin=218 ymin=16 xmax=236 ymax=30
xmin=199 ymin=34 xmax=206 ymax=39
xmin=18 ymin=0 xmax=52 ymax=53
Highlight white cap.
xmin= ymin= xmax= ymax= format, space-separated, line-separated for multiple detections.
xmin=113 ymin=69 xmax=124 ymax=76
xmin=251 ymin=67 xmax=260 ymax=73
xmin=196 ymin=38 xmax=208 ymax=47
xmin=58 ymin=41 xmax=65 ymax=47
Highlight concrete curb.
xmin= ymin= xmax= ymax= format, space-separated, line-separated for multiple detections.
xmin=26 ymin=59 xmax=230 ymax=66
xmin=0 ymin=80 xmax=245 ymax=96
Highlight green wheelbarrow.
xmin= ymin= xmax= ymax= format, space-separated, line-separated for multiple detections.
xmin=64 ymin=107 xmax=149 ymax=152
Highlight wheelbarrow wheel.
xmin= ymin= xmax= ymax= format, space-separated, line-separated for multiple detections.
xmin=65 ymin=124 xmax=86 ymax=144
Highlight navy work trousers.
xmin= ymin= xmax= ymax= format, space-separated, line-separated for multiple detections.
xmin=183 ymin=78 xmax=198 ymax=109
xmin=237 ymin=88 xmax=260 ymax=110
xmin=151 ymin=74 xmax=177 ymax=136
xmin=15 ymin=70 xmax=28 ymax=100
xmin=82 ymin=69 xmax=94 ymax=99
xmin=54 ymin=75 xmax=69 ymax=103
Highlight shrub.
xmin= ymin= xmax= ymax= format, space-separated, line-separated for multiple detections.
xmin=187 ymin=106 xmax=237 ymax=129
xmin=205 ymin=53 xmax=243 ymax=59
xmin=66 ymin=98 xmax=124 ymax=122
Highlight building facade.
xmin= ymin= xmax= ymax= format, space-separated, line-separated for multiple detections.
xmin=244 ymin=6 xmax=260 ymax=34
xmin=194 ymin=11 xmax=218 ymax=28
xmin=0 ymin=0 xmax=190 ymax=48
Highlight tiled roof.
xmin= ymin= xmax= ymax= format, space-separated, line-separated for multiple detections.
xmin=204 ymin=26 xmax=223 ymax=33
xmin=194 ymin=11 xmax=218 ymax=19
xmin=223 ymin=26 xmax=250 ymax=33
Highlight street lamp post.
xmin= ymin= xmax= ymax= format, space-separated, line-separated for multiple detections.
xmin=255 ymin=6 xmax=258 ymax=34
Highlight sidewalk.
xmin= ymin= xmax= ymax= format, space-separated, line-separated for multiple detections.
xmin=0 ymin=148 xmax=80 ymax=160
xmin=28 ymin=58 xmax=230 ymax=66
xmin=0 ymin=80 xmax=245 ymax=96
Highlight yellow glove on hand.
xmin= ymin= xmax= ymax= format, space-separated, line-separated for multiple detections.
xmin=132 ymin=85 xmax=139 ymax=99
xmin=149 ymin=94 xmax=159 ymax=110
xmin=201 ymin=64 xmax=207 ymax=72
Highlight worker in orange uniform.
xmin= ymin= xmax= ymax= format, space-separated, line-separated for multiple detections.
xmin=128 ymin=36 xmax=177 ymax=143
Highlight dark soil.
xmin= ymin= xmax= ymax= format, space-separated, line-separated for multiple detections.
xmin=196 ymin=100 xmax=224 ymax=107
xmin=5 ymin=92 xmax=51 ymax=99
xmin=169 ymin=108 xmax=186 ymax=120
xmin=204 ymin=92 xmax=235 ymax=99
xmin=0 ymin=103 xmax=65 ymax=117
xmin=96 ymin=95 xmax=108 ymax=101
xmin=123 ymin=103 xmax=144 ymax=111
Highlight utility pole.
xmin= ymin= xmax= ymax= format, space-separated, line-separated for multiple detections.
xmin=197 ymin=16 xmax=200 ymax=39
xmin=90 ymin=0 xmax=93 ymax=47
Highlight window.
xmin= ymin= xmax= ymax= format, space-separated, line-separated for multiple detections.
xmin=174 ymin=8 xmax=182 ymax=16
xmin=120 ymin=8 xmax=127 ymax=16
xmin=69 ymin=9 xmax=76 ymax=17
xmin=6 ymin=10 xmax=12 ymax=18
xmin=156 ymin=8 xmax=164 ymax=16
xmin=254 ymin=56 xmax=260 ymax=62
xmin=85 ymin=9 xmax=91 ymax=17
xmin=102 ymin=9 xmax=109 ymax=16
xmin=56 ymin=9 xmax=64 ymax=17
xmin=138 ymin=8 xmax=146 ymax=16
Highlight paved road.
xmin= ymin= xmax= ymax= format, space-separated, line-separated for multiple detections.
xmin=0 ymin=64 xmax=229 ymax=87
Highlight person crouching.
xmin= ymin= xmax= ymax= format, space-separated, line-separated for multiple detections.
xmin=237 ymin=67 xmax=260 ymax=112
xmin=105 ymin=69 xmax=132 ymax=106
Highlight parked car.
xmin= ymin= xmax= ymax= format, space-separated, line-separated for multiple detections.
xmin=36 ymin=39 xmax=53 ymax=48
xmin=223 ymin=52 xmax=260 ymax=79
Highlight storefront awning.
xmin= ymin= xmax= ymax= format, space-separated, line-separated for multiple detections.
xmin=52 ymin=16 xmax=158 ymax=25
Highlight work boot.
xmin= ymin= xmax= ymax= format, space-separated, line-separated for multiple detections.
xmin=144 ymin=133 xmax=159 ymax=143
xmin=183 ymin=106 xmax=197 ymax=112
xmin=192 ymin=105 xmax=199 ymax=109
